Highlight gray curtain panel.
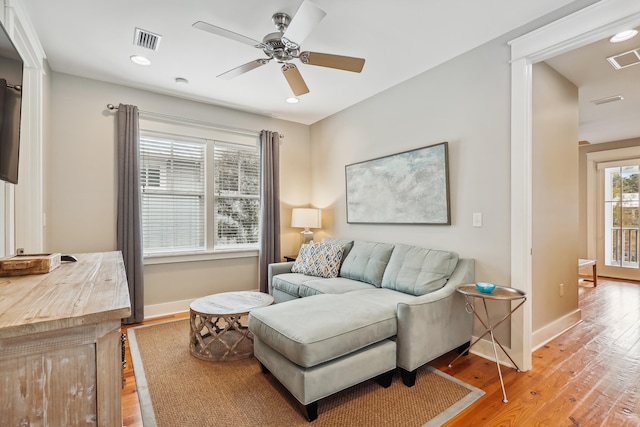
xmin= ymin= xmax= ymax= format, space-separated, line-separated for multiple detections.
xmin=259 ymin=130 xmax=281 ymax=293
xmin=117 ymin=104 xmax=144 ymax=324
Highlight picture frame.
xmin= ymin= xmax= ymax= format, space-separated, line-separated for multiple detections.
xmin=345 ymin=142 xmax=451 ymax=224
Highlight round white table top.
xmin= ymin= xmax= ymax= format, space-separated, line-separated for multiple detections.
xmin=190 ymin=291 xmax=274 ymax=315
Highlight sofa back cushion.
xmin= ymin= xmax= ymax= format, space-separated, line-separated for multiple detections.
xmin=290 ymin=241 xmax=345 ymax=278
xmin=381 ymin=244 xmax=459 ymax=295
xmin=322 ymin=237 xmax=354 ymax=263
xmin=339 ymin=241 xmax=394 ymax=287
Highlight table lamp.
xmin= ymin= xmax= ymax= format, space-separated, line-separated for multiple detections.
xmin=291 ymin=208 xmax=322 ymax=245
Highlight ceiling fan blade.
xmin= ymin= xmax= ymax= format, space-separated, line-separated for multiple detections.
xmin=193 ymin=21 xmax=264 ymax=48
xmin=217 ymin=59 xmax=270 ymax=79
xmin=282 ymin=63 xmax=309 ymax=96
xmin=300 ymin=51 xmax=365 ymax=73
xmin=282 ymin=1 xmax=326 ymax=47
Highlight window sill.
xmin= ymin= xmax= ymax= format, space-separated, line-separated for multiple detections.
xmin=143 ymin=249 xmax=259 ymax=265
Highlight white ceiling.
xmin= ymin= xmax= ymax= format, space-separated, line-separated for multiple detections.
xmin=545 ymin=26 xmax=640 ymax=144
xmin=21 ymin=0 xmax=588 ymax=126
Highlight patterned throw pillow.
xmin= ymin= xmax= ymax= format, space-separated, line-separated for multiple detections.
xmin=291 ymin=243 xmax=312 ymax=274
xmin=290 ymin=241 xmax=345 ymax=278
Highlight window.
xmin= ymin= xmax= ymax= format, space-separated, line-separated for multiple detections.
xmin=214 ymin=142 xmax=261 ymax=248
xmin=603 ymin=164 xmax=639 ymax=268
xmin=140 ymin=131 xmax=260 ymax=257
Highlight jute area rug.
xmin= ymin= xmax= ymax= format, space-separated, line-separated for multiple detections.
xmin=128 ymin=319 xmax=484 ymax=427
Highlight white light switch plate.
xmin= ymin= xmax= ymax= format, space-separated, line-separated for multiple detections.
xmin=473 ymin=212 xmax=483 ymax=227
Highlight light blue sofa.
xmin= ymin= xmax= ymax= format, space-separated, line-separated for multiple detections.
xmin=248 ymin=239 xmax=474 ymax=421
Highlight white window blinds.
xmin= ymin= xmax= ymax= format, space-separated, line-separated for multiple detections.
xmin=213 ymin=141 xmax=261 ymax=249
xmin=140 ymin=135 xmax=205 ymax=254
xmin=139 ymin=131 xmax=261 ymax=256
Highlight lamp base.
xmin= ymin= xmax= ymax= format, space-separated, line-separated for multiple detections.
xmin=300 ymin=230 xmax=314 ymax=245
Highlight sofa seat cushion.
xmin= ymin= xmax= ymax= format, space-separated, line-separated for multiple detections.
xmin=381 ymin=244 xmax=459 ymax=296
xmin=248 ymin=294 xmax=398 ymax=368
xmin=297 ymin=277 xmax=377 ymax=298
xmin=339 ymin=241 xmax=395 ymax=287
xmin=272 ymin=273 xmax=318 ymax=298
xmin=346 ymin=288 xmax=417 ymax=306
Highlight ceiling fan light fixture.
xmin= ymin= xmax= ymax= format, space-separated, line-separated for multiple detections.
xmin=286 ymin=97 xmax=299 ymax=104
xmin=610 ymin=30 xmax=638 ymax=43
xmin=130 ymin=55 xmax=151 ymax=66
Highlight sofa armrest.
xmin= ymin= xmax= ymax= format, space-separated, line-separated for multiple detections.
xmin=267 ymin=262 xmax=294 ymax=295
xmin=395 ymin=258 xmax=475 ymax=372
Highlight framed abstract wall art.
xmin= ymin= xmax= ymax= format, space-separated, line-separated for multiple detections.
xmin=345 ymin=142 xmax=451 ymax=224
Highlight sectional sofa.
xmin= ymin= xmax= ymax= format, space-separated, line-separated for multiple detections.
xmin=248 ymin=238 xmax=475 ymax=421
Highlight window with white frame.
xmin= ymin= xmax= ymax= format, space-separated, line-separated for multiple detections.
xmin=140 ymin=130 xmax=260 ymax=256
xmin=213 ymin=141 xmax=261 ymax=248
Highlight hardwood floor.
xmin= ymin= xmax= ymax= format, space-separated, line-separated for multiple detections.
xmin=121 ymin=312 xmax=188 ymax=427
xmin=121 ymin=279 xmax=640 ymax=426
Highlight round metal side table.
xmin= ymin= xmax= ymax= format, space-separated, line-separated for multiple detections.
xmin=448 ymin=284 xmax=527 ymax=403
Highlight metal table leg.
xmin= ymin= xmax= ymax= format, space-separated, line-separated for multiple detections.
xmin=449 ymin=295 xmax=526 ymax=403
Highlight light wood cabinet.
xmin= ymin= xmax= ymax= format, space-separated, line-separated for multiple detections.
xmin=0 ymin=252 xmax=131 ymax=426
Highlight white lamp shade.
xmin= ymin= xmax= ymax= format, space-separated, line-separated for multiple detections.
xmin=291 ymin=208 xmax=322 ymax=229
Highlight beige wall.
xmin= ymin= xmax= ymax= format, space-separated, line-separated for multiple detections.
xmin=310 ymin=32 xmax=513 ymax=287
xmin=45 ymin=72 xmax=311 ymax=308
xmin=531 ymin=62 xmax=579 ymax=332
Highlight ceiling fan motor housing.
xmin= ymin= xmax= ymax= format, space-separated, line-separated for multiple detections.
xmin=262 ymin=32 xmax=299 ymax=62
xmin=264 ymin=12 xmax=301 ymax=62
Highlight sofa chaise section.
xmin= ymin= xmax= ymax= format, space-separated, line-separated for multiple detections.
xmin=249 ymin=293 xmax=400 ymax=421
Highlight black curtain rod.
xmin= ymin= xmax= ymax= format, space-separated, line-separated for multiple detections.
xmin=106 ymin=104 xmax=283 ymax=139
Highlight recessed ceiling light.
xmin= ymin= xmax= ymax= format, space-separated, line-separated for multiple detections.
xmin=610 ymin=30 xmax=638 ymax=43
xmin=130 ymin=55 xmax=151 ymax=66
xmin=175 ymin=77 xmax=189 ymax=85
xmin=286 ymin=97 xmax=299 ymax=104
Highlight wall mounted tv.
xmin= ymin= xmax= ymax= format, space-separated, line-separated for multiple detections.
xmin=0 ymin=20 xmax=23 ymax=185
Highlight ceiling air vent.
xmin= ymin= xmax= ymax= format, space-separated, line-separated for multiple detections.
xmin=134 ymin=28 xmax=162 ymax=51
xmin=607 ymin=48 xmax=640 ymax=70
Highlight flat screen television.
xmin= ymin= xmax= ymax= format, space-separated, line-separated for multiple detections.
xmin=0 ymin=20 xmax=23 ymax=185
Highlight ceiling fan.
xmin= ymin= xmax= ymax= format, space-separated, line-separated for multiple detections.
xmin=193 ymin=1 xmax=365 ymax=96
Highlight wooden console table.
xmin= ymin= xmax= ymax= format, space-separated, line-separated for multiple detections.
xmin=0 ymin=251 xmax=131 ymax=426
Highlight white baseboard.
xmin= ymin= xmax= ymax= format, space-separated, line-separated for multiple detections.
xmin=531 ymin=308 xmax=582 ymax=351
xmin=143 ymin=288 xmax=261 ymax=320
xmin=467 ymin=308 xmax=582 ymax=370
xmin=144 ymin=299 xmax=192 ymax=319
xmin=468 ymin=339 xmax=520 ymax=370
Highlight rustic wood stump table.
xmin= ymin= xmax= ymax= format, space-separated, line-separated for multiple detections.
xmin=189 ymin=291 xmax=274 ymax=361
